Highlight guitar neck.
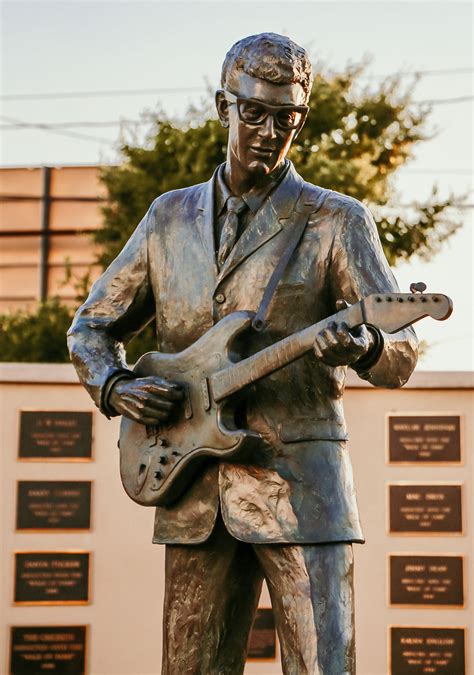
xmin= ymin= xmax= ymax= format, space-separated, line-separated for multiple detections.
xmin=210 ymin=302 xmax=365 ymax=402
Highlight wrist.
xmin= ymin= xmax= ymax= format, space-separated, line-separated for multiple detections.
xmin=353 ymin=326 xmax=384 ymax=373
xmin=100 ymin=368 xmax=135 ymax=418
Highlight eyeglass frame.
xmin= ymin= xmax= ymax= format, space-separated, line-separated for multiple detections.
xmin=219 ymin=90 xmax=310 ymax=131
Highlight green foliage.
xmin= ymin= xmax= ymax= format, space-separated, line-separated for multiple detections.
xmin=97 ymin=118 xmax=228 ymax=266
xmin=0 ymin=298 xmax=73 ymax=363
xmin=98 ymin=63 xmax=461 ymax=269
xmin=2 ymin=62 xmax=462 ymax=364
xmin=95 ymin=63 xmax=461 ymax=359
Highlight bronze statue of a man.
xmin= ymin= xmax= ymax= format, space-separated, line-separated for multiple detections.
xmin=68 ymin=33 xmax=418 ymax=674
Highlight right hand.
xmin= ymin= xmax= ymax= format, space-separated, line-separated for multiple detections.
xmin=109 ymin=376 xmax=183 ymax=425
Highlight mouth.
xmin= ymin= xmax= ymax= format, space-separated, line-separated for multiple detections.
xmin=250 ymin=146 xmax=275 ymax=158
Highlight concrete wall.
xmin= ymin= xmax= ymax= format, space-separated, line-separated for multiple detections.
xmin=1 ymin=365 xmax=472 ymax=674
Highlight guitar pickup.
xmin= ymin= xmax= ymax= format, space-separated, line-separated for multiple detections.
xmin=201 ymin=378 xmax=211 ymax=411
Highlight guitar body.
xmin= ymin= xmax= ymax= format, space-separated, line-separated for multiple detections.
xmin=119 ymin=290 xmax=452 ymax=508
xmin=119 ymin=311 xmax=261 ymax=507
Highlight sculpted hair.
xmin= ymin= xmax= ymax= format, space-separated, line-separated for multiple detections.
xmin=221 ymin=33 xmax=313 ymax=101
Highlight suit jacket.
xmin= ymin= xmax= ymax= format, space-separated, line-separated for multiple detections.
xmin=68 ymin=162 xmax=418 ymax=545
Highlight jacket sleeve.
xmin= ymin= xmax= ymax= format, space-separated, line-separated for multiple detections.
xmin=329 ymin=199 xmax=418 ymax=388
xmin=67 ymin=203 xmax=156 ymax=411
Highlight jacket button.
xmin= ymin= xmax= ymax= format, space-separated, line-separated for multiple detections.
xmin=215 ymin=293 xmax=226 ymax=304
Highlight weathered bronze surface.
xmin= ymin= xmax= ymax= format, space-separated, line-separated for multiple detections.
xmin=120 ymin=292 xmax=449 ymax=507
xmin=68 ymin=32 xmax=420 ymax=674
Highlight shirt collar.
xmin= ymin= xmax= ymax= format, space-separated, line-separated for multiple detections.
xmin=215 ymin=160 xmax=290 ymax=217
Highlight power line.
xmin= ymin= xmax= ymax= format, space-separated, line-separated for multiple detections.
xmin=0 ymin=115 xmax=115 ymax=144
xmin=0 ymin=119 xmax=141 ymax=130
xmin=403 ymin=169 xmax=473 ymax=175
xmin=364 ymin=67 xmax=473 ymax=79
xmin=416 ymin=95 xmax=474 ymax=105
xmin=0 ymin=67 xmax=472 ymax=102
xmin=0 ymin=86 xmax=204 ymax=102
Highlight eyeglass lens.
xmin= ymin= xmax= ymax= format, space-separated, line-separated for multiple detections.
xmin=238 ymin=100 xmax=303 ymax=129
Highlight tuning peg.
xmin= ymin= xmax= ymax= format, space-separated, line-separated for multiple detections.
xmin=410 ymin=282 xmax=427 ymax=294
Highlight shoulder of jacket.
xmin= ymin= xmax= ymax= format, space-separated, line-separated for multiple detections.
xmin=148 ymin=181 xmax=207 ymax=215
xmin=319 ymin=189 xmax=369 ymax=220
xmin=298 ymin=180 xmax=370 ymax=223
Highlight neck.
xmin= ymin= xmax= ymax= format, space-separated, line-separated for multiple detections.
xmin=210 ymin=302 xmax=365 ymax=401
xmin=224 ymin=157 xmax=284 ymax=196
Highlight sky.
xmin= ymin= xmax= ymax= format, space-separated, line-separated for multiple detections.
xmin=0 ymin=1 xmax=473 ymax=371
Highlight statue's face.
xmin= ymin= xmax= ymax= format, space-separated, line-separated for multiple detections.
xmin=217 ymin=71 xmax=307 ymax=180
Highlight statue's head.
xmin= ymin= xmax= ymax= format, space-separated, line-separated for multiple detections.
xmin=216 ymin=33 xmax=313 ymax=183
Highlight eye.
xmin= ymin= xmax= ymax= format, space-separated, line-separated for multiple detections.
xmin=240 ymin=102 xmax=265 ymax=122
xmin=276 ymin=111 xmax=300 ymax=128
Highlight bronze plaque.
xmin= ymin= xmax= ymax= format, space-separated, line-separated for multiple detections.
xmin=390 ymin=626 xmax=465 ymax=674
xmin=247 ymin=608 xmax=276 ymax=660
xmin=16 ymin=481 xmax=91 ymax=531
xmin=389 ymin=484 xmax=462 ymax=534
xmin=10 ymin=625 xmax=87 ymax=674
xmin=389 ymin=555 xmax=464 ymax=607
xmin=388 ymin=414 xmax=461 ymax=464
xmin=19 ymin=411 xmax=92 ymax=461
xmin=14 ymin=552 xmax=90 ymax=605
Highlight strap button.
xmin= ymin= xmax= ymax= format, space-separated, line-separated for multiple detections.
xmin=215 ymin=293 xmax=226 ymax=304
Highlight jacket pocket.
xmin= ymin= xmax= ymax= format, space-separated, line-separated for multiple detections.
xmin=278 ymin=418 xmax=348 ymax=443
xmin=273 ymin=282 xmax=305 ymax=296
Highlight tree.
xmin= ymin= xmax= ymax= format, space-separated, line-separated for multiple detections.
xmin=0 ymin=298 xmax=73 ymax=363
xmin=0 ymin=62 xmax=462 ymax=363
xmin=98 ymin=63 xmax=461 ymax=268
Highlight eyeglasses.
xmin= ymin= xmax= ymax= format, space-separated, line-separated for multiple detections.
xmin=221 ymin=90 xmax=309 ymax=131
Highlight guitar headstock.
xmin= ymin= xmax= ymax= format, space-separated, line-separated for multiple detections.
xmin=362 ymin=288 xmax=453 ymax=333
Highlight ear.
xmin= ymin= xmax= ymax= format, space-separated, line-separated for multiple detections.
xmin=215 ymin=90 xmax=229 ymax=129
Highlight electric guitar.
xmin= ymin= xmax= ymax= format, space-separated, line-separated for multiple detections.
xmin=119 ymin=286 xmax=452 ymax=507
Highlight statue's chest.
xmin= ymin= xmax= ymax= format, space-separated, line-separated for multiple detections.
xmin=148 ymin=222 xmax=329 ymax=351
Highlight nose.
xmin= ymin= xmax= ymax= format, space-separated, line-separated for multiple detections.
xmin=258 ymin=114 xmax=277 ymax=141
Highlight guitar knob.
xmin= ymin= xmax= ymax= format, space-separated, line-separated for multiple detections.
xmin=410 ymin=282 xmax=427 ymax=294
xmin=159 ymin=455 xmax=168 ymax=465
xmin=158 ymin=438 xmax=168 ymax=447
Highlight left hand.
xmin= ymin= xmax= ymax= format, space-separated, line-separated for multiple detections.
xmin=313 ymin=320 xmax=375 ymax=367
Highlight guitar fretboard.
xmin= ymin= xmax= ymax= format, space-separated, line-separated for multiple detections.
xmin=210 ymin=303 xmax=364 ymax=401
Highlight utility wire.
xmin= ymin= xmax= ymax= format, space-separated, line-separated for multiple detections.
xmin=0 ymin=119 xmax=141 ymax=130
xmin=417 ymin=95 xmax=473 ymax=105
xmin=0 ymin=115 xmax=115 ymax=144
xmin=3 ymin=117 xmax=472 ymax=177
xmin=1 ymin=92 xmax=473 ymax=134
xmin=0 ymin=67 xmax=472 ymax=102
xmin=0 ymin=86 xmax=204 ymax=102
xmin=375 ymin=67 xmax=473 ymax=77
xmin=403 ymin=169 xmax=473 ymax=175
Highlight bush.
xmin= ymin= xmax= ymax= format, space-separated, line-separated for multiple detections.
xmin=0 ymin=298 xmax=73 ymax=363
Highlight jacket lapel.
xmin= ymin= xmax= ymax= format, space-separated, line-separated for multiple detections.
xmin=195 ymin=168 xmax=219 ymax=274
xmin=217 ymin=163 xmax=305 ymax=285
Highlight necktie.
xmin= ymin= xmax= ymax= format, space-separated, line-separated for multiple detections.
xmin=218 ymin=196 xmax=247 ymax=268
